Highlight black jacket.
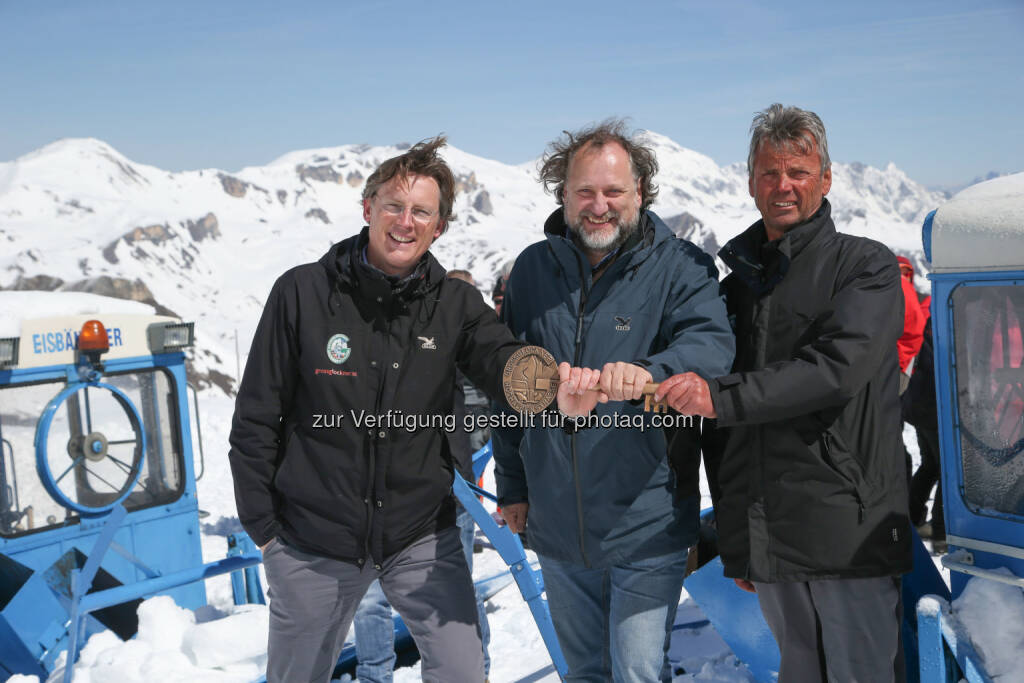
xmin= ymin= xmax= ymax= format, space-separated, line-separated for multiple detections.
xmin=228 ymin=229 xmax=522 ymax=565
xmin=707 ymin=200 xmax=912 ymax=582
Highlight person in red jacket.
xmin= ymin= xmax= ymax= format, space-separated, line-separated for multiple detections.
xmin=897 ymin=256 xmax=926 ymax=393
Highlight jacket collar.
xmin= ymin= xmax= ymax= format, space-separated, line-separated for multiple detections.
xmin=320 ymin=227 xmax=444 ymax=308
xmin=719 ymin=199 xmax=835 ymax=295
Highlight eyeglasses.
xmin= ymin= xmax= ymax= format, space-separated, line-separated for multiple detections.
xmin=379 ymin=202 xmax=437 ymax=225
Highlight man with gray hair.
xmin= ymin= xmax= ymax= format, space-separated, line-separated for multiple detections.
xmin=657 ymin=104 xmax=912 ymax=681
xmin=493 ymin=119 xmax=734 ymax=681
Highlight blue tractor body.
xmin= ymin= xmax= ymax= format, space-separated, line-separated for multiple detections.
xmin=915 ymin=173 xmax=1024 ymax=681
xmin=0 ymin=313 xmax=262 ymax=680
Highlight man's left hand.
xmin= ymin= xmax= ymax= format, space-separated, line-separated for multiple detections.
xmin=599 ymin=362 xmax=653 ymax=402
xmin=555 ymin=362 xmax=606 ymax=417
xmin=655 ymin=372 xmax=717 ymax=418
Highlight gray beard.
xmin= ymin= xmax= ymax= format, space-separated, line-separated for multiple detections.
xmin=567 ymin=210 xmax=641 ymax=254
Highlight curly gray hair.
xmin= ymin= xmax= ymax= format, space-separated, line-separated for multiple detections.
xmin=538 ymin=118 xmax=659 ymax=210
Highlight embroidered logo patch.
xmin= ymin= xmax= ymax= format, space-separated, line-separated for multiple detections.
xmin=417 ymin=336 xmax=437 ymax=350
xmin=326 ymin=334 xmax=351 ymax=364
xmin=614 ymin=316 xmax=632 ymax=332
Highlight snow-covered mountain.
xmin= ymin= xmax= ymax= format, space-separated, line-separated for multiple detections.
xmin=0 ymin=134 xmax=944 ymax=395
xmin=929 ymin=170 xmax=1017 ymax=198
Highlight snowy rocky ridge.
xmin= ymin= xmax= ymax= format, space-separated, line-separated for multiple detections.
xmin=0 ymin=134 xmax=944 ymax=397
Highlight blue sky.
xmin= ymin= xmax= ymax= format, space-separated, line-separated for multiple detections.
xmin=1 ymin=0 xmax=1021 ymax=188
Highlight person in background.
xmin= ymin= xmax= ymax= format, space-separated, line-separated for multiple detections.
xmin=899 ymin=259 xmax=945 ymax=551
xmin=896 ymin=256 xmax=926 ymax=394
xmin=491 ymin=260 xmax=514 ymax=316
xmin=493 ymin=119 xmax=734 ymax=681
xmin=351 ymin=269 xmax=494 ymax=683
xmin=657 ymin=104 xmax=911 ymax=682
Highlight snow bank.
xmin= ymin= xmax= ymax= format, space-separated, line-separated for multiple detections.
xmin=952 ymin=570 xmax=1024 ymax=681
xmin=44 ymin=596 xmax=268 ymax=683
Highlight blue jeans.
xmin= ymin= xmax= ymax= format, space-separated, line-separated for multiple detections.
xmin=353 ymin=505 xmax=490 ymax=680
xmin=538 ymin=548 xmax=688 ymax=682
xmin=353 ymin=579 xmax=396 ymax=683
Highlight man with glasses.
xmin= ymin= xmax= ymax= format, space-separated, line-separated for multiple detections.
xmin=229 ymin=138 xmax=562 ymax=682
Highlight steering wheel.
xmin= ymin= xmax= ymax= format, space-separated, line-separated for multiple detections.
xmin=34 ymin=382 xmax=146 ymax=515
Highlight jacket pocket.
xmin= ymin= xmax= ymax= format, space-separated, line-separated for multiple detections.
xmin=820 ymin=431 xmax=884 ymax=519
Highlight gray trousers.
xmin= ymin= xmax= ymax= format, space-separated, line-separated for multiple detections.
xmin=263 ymin=525 xmax=484 ymax=683
xmin=754 ymin=577 xmax=904 ymax=683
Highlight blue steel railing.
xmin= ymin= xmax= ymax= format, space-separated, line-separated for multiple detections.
xmin=916 ymin=595 xmax=994 ymax=683
xmin=452 ymin=441 xmax=568 ymax=680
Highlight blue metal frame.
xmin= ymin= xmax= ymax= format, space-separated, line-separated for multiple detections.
xmin=930 ymin=271 xmax=1024 ymax=597
xmin=1 ymin=349 xmax=212 ymax=679
xmin=919 ymin=185 xmax=1024 ymax=683
xmin=58 ymin=502 xmax=262 ymax=682
xmin=227 ymin=532 xmax=266 ymax=606
xmin=452 ymin=471 xmax=568 ymax=680
xmin=916 ymin=595 xmax=993 ymax=683
xmin=922 ymin=210 xmax=936 ymax=264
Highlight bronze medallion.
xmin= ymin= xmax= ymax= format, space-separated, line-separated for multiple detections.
xmin=502 ymin=345 xmax=559 ymax=415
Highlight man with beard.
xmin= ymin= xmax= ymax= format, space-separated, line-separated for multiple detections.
xmin=492 ymin=120 xmax=734 ymax=681
xmin=656 ymin=104 xmax=911 ymax=682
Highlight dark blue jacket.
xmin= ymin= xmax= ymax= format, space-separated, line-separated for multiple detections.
xmin=493 ymin=210 xmax=734 ymax=567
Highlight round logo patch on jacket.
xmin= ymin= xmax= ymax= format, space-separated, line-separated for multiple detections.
xmin=326 ymin=334 xmax=351 ymax=364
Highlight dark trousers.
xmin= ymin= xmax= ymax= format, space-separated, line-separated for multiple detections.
xmin=754 ymin=577 xmax=905 ymax=683
xmin=263 ymin=526 xmax=483 ymax=683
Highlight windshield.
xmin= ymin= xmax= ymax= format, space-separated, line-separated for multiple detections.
xmin=952 ymin=283 xmax=1024 ymax=517
xmin=0 ymin=368 xmax=184 ymax=537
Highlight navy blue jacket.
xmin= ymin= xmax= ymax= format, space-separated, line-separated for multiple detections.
xmin=493 ymin=210 xmax=734 ymax=567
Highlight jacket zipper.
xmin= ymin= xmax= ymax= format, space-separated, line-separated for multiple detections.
xmin=571 ymin=253 xmax=590 ymax=568
xmin=363 ymin=303 xmax=393 ymax=568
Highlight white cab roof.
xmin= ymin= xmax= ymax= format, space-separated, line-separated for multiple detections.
xmin=931 ymin=172 xmax=1024 ymax=274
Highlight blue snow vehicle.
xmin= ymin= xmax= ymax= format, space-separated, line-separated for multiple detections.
xmin=0 ymin=312 xmax=264 ymax=681
xmin=915 ymin=172 xmax=1024 ymax=681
